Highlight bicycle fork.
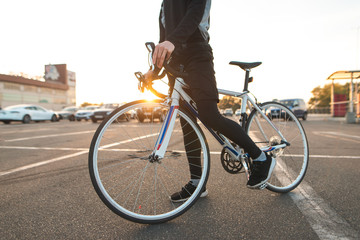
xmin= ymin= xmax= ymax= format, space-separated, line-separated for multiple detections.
xmin=150 ymin=84 xmax=182 ymax=161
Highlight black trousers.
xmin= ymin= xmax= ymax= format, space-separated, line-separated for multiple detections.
xmin=180 ymin=100 xmax=262 ymax=179
xmin=173 ymin=43 xmax=262 ymax=179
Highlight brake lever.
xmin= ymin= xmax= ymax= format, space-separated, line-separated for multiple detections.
xmin=145 ymin=42 xmax=156 ymax=53
xmin=134 ymin=42 xmax=169 ymax=94
xmin=134 ymin=72 xmax=145 ymax=93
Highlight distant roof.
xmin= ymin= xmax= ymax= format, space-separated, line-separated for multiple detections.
xmin=327 ymin=70 xmax=360 ymax=80
xmin=0 ymin=73 xmax=68 ymax=90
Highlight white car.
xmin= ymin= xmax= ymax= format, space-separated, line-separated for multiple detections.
xmin=75 ymin=106 xmax=99 ymax=121
xmin=223 ymin=108 xmax=233 ymax=116
xmin=0 ymin=104 xmax=58 ymax=124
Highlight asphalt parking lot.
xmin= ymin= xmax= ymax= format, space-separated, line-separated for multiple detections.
xmin=1 ymin=117 xmax=360 ymax=239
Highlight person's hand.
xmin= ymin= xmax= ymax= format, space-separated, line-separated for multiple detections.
xmin=152 ymin=41 xmax=175 ymax=68
xmin=144 ymin=69 xmax=155 ymax=82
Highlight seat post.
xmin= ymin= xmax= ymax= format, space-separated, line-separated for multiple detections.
xmin=243 ymin=69 xmax=250 ymax=92
xmin=229 ymin=61 xmax=262 ymax=92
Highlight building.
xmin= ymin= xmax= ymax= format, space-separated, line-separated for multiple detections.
xmin=0 ymin=64 xmax=76 ymax=111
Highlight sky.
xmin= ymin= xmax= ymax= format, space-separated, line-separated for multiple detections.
xmin=0 ymin=0 xmax=359 ymax=105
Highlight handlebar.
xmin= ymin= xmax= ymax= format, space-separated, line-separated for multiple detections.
xmin=134 ymin=42 xmax=188 ymax=99
xmin=145 ymin=42 xmax=188 ymax=79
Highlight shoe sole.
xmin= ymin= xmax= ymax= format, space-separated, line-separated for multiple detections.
xmin=247 ymin=157 xmax=276 ymax=189
xmin=170 ymin=190 xmax=208 ymax=203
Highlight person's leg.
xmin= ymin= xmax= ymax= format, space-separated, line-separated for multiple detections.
xmin=181 ymin=97 xmax=265 ymax=180
xmin=196 ymin=100 xmax=262 ymax=159
xmin=182 ymin=44 xmax=275 ymax=189
xmin=170 ymin=101 xmax=208 ymax=202
xmin=180 ymin=114 xmax=202 ymax=180
xmin=168 ymin=76 xmax=203 ymax=181
xmin=196 ymin=100 xmax=276 ymax=188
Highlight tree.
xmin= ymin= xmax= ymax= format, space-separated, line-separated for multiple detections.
xmin=80 ymin=102 xmax=98 ymax=107
xmin=308 ymin=83 xmax=349 ymax=109
xmin=218 ymin=96 xmax=241 ymax=112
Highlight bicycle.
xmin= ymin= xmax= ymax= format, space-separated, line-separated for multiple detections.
xmin=88 ymin=42 xmax=309 ymax=224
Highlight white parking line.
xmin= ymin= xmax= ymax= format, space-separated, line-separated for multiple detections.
xmin=1 ymin=145 xmax=360 ymax=159
xmin=1 ymin=128 xmax=53 ymax=134
xmin=0 ymin=133 xmax=158 ymax=177
xmin=1 ymin=132 xmax=359 ymax=238
xmin=4 ymin=130 xmax=95 ymax=142
xmin=0 ymin=151 xmax=88 ymax=177
xmin=3 ymin=125 xmax=148 ymax=142
xmin=0 ymin=146 xmax=88 ymax=151
xmin=249 ymin=133 xmax=359 ymax=240
xmin=313 ymin=131 xmax=360 ymax=144
xmin=277 ymin=158 xmax=359 ymax=239
xmin=317 ymin=131 xmax=360 ymax=140
xmin=283 ymin=154 xmax=360 ymax=159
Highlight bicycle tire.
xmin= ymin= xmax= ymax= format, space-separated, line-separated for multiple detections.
xmin=245 ymin=101 xmax=309 ymax=193
xmin=89 ymin=99 xmax=210 ymax=224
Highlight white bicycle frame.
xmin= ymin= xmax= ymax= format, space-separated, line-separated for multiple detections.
xmin=151 ymin=76 xmax=288 ymax=174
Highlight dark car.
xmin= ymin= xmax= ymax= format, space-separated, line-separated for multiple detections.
xmin=136 ymin=106 xmax=166 ymax=123
xmin=91 ymin=103 xmax=130 ymax=123
xmin=91 ymin=103 xmax=119 ymax=123
xmin=269 ymin=98 xmax=308 ymax=120
xmin=57 ymin=106 xmax=78 ymax=121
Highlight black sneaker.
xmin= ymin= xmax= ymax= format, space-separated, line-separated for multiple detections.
xmin=170 ymin=181 xmax=208 ymax=202
xmin=247 ymin=154 xmax=276 ymax=189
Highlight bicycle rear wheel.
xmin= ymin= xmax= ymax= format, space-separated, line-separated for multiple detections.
xmin=245 ymin=102 xmax=309 ymax=193
xmin=89 ymin=99 xmax=210 ymax=224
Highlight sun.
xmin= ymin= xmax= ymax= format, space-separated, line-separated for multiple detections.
xmin=139 ymin=90 xmax=158 ymax=101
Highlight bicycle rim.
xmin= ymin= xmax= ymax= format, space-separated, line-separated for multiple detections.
xmin=89 ymin=99 xmax=210 ymax=223
xmin=246 ymin=102 xmax=309 ymax=193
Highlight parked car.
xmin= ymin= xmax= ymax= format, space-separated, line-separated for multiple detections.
xmin=75 ymin=106 xmax=99 ymax=121
xmin=57 ymin=106 xmax=79 ymax=121
xmin=0 ymin=104 xmax=58 ymax=124
xmin=91 ymin=103 xmax=129 ymax=123
xmin=268 ymin=98 xmax=308 ymax=120
xmin=223 ymin=108 xmax=233 ymax=116
xmin=136 ymin=106 xmax=167 ymax=123
xmin=128 ymin=109 xmax=137 ymax=119
xmin=235 ymin=109 xmax=241 ymax=116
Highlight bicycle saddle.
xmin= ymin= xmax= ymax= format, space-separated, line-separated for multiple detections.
xmin=229 ymin=61 xmax=262 ymax=70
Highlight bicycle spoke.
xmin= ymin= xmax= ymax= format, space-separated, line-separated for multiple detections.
xmin=246 ymin=101 xmax=308 ymax=193
xmin=89 ymin=100 xmax=210 ymax=223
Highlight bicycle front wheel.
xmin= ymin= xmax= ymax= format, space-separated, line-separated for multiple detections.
xmin=89 ymin=99 xmax=210 ymax=224
xmin=246 ymin=102 xmax=309 ymax=193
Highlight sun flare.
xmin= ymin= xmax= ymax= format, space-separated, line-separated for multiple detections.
xmin=139 ymin=90 xmax=158 ymax=101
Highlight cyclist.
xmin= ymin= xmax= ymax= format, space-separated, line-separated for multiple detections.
xmin=145 ymin=0 xmax=276 ymax=202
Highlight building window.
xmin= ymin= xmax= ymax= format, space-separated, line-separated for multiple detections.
xmin=3 ymin=93 xmax=22 ymax=101
xmin=24 ymin=85 xmax=38 ymax=92
xmin=40 ymin=88 xmax=53 ymax=94
xmin=54 ymin=97 xmax=66 ymax=104
xmin=54 ymin=89 xmax=66 ymax=96
xmin=23 ymin=95 xmax=39 ymax=103
xmin=4 ymin=82 xmax=21 ymax=91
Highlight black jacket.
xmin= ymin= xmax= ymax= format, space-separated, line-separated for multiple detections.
xmin=159 ymin=0 xmax=211 ymax=49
